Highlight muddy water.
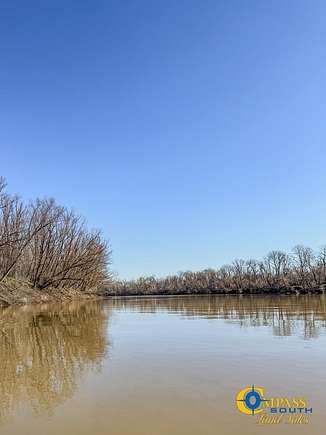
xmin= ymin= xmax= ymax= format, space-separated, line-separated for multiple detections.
xmin=0 ymin=295 xmax=325 ymax=435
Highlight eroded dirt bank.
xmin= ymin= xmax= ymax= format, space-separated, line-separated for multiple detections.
xmin=0 ymin=279 xmax=103 ymax=306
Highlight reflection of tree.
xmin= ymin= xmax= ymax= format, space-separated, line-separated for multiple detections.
xmin=0 ymin=296 xmax=324 ymax=425
xmin=0 ymin=301 xmax=109 ymax=424
xmin=110 ymin=294 xmax=326 ymax=339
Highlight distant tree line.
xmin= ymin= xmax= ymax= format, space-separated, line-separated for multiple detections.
xmin=0 ymin=177 xmax=109 ymax=291
xmin=108 ymin=246 xmax=326 ymax=295
xmin=2 ymin=176 xmax=325 ymax=297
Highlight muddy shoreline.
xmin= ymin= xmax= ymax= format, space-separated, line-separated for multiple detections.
xmin=0 ymin=279 xmax=104 ymax=307
xmin=1 ymin=280 xmax=325 ymax=307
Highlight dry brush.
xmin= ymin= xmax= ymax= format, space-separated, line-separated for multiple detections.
xmin=0 ymin=177 xmax=110 ymax=292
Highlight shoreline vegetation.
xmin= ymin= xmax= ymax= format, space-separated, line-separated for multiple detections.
xmin=1 ymin=177 xmax=325 ymax=306
xmin=0 ymin=177 xmax=109 ymax=306
xmin=105 ymin=247 xmax=326 ymax=299
xmin=105 ymin=252 xmax=326 ymax=297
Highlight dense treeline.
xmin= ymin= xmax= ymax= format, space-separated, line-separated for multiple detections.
xmin=2 ymin=176 xmax=326 ymax=298
xmin=0 ymin=177 xmax=109 ymax=291
xmin=108 ymin=246 xmax=326 ymax=295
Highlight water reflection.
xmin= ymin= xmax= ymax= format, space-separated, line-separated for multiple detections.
xmin=0 ymin=301 xmax=110 ymax=424
xmin=108 ymin=294 xmax=326 ymax=339
xmin=1 ymin=295 xmax=326 ymax=431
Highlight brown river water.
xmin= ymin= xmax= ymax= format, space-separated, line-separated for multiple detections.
xmin=0 ymin=295 xmax=325 ymax=435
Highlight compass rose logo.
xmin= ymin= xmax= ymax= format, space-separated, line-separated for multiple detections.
xmin=236 ymin=385 xmax=268 ymax=415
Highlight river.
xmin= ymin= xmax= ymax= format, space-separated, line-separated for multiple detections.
xmin=0 ymin=295 xmax=325 ymax=434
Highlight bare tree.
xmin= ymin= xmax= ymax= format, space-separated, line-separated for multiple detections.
xmin=107 ymin=246 xmax=326 ymax=296
xmin=0 ymin=178 xmax=110 ymax=290
xmin=25 ymin=199 xmax=109 ymax=290
xmin=292 ymin=245 xmax=317 ymax=288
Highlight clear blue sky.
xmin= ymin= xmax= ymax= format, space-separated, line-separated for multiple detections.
xmin=1 ymin=1 xmax=326 ymax=279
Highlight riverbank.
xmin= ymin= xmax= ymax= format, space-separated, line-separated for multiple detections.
xmin=0 ymin=278 xmax=103 ymax=307
xmin=102 ymin=286 xmax=326 ymax=297
xmin=1 ymin=279 xmax=325 ymax=307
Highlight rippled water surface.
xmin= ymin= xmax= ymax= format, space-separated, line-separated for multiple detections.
xmin=0 ymin=295 xmax=325 ymax=434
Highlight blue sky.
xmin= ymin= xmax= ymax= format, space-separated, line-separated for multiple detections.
xmin=1 ymin=1 xmax=326 ymax=279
